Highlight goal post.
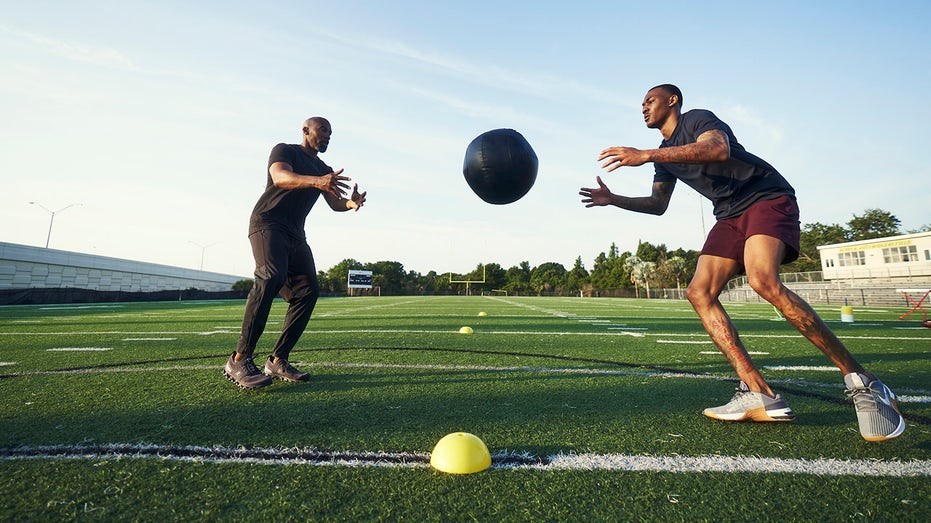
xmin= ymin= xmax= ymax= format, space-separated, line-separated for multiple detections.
xmin=449 ymin=264 xmax=486 ymax=296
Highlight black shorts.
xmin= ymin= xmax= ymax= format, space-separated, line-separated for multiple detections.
xmin=701 ymin=195 xmax=801 ymax=265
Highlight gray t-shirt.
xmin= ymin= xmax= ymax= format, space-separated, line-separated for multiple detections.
xmin=653 ymin=109 xmax=795 ymax=220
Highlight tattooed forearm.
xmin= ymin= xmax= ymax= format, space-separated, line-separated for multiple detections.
xmin=650 ymin=129 xmax=730 ymax=164
xmin=612 ymin=182 xmax=673 ymax=216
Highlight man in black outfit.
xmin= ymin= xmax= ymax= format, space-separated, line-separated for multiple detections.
xmin=224 ymin=117 xmax=366 ymax=389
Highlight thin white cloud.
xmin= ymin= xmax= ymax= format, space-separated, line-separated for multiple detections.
xmin=0 ymin=24 xmax=201 ymax=81
xmin=1 ymin=25 xmax=140 ymax=71
xmin=308 ymin=27 xmax=633 ymax=108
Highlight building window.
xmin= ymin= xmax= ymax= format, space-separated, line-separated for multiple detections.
xmin=925 ymin=249 xmax=930 ymax=261
xmin=838 ymin=251 xmax=866 ymax=267
xmin=882 ymin=246 xmax=918 ymax=263
xmin=824 ymin=258 xmax=835 ymax=268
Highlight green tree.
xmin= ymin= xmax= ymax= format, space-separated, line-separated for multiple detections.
xmin=231 ymin=279 xmax=254 ymax=292
xmin=656 ymin=255 xmax=688 ymax=292
xmin=784 ymin=222 xmax=848 ymax=273
xmin=530 ymin=262 xmax=567 ymax=295
xmin=365 ymin=260 xmax=407 ymax=295
xmin=847 ymin=208 xmax=901 ymax=241
xmin=590 ymin=242 xmax=630 ymax=289
xmin=625 ymin=255 xmax=656 ymax=298
xmin=504 ymin=261 xmax=532 ymax=294
xmin=482 ymin=263 xmax=507 ymax=293
xmin=636 ymin=240 xmax=667 ymax=263
xmin=565 ymin=256 xmax=590 ymax=293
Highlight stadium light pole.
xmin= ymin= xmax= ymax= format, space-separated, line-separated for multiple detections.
xmin=189 ymin=241 xmax=219 ymax=270
xmin=29 ymin=202 xmax=82 ymax=248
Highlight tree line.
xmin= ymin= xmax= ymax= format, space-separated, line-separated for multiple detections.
xmin=233 ymin=208 xmax=927 ymax=296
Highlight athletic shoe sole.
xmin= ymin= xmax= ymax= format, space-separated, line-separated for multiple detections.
xmin=223 ymin=369 xmax=272 ymax=390
xmin=703 ymin=405 xmax=796 ymax=422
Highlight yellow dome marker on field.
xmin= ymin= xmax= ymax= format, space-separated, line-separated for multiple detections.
xmin=458 ymin=326 xmax=474 ymax=334
xmin=478 ymin=311 xmax=488 ymax=317
xmin=430 ymin=432 xmax=491 ymax=474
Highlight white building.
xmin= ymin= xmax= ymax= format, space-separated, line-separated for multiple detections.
xmin=818 ymin=231 xmax=931 ymax=281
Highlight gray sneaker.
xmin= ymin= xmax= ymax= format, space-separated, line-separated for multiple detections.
xmin=263 ymin=356 xmax=310 ymax=382
xmin=844 ymin=372 xmax=905 ymax=442
xmin=703 ymin=382 xmax=796 ymax=422
xmin=224 ymin=352 xmax=273 ymax=390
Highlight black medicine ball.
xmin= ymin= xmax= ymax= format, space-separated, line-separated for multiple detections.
xmin=462 ymin=128 xmax=538 ymax=204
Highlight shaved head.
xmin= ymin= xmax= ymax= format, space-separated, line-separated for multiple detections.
xmin=301 ymin=117 xmax=332 ymax=154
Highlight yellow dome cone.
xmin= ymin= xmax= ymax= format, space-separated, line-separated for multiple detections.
xmin=430 ymin=432 xmax=491 ymax=474
xmin=458 ymin=326 xmax=473 ymax=334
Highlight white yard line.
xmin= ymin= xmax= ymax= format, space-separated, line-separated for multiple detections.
xmin=2 ymin=443 xmax=928 ymax=477
xmin=3 ymin=329 xmax=928 ymax=341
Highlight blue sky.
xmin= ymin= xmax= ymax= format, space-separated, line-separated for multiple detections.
xmin=1 ymin=1 xmax=929 ymax=277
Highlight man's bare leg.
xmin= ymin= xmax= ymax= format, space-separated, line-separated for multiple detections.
xmin=686 ymin=253 xmax=777 ymax=396
xmin=742 ymin=235 xmax=867 ymax=377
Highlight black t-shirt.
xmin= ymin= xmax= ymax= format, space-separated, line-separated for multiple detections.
xmin=653 ymin=109 xmax=795 ymax=220
xmin=248 ymin=143 xmax=332 ymax=238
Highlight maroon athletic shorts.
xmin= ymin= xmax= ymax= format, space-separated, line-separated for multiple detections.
xmin=701 ymin=195 xmax=801 ymax=265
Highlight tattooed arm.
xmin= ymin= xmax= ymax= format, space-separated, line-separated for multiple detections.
xmin=598 ymin=129 xmax=730 ymax=172
xmin=579 ymin=177 xmax=675 ymax=216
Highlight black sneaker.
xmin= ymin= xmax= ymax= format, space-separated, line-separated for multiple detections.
xmin=224 ymin=352 xmax=273 ymax=390
xmin=263 ymin=356 xmax=310 ymax=382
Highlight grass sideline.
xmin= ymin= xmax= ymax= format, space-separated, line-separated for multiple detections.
xmin=0 ymin=296 xmax=929 ymax=521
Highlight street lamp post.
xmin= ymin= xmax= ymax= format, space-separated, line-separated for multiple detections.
xmin=189 ymin=241 xmax=219 ymax=271
xmin=29 ymin=202 xmax=82 ymax=248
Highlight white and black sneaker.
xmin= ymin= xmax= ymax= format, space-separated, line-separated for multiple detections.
xmin=704 ymin=381 xmax=796 ymax=422
xmin=844 ymin=372 xmax=905 ymax=442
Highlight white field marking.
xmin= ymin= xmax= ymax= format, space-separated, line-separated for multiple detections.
xmin=483 ymin=296 xmax=575 ymax=318
xmin=658 ymin=340 xmax=710 ymax=344
xmin=2 ymin=444 xmax=929 ymax=477
xmin=578 ymin=319 xmax=611 ymax=323
xmin=46 ymin=348 xmax=112 ymax=352
xmin=315 ymin=299 xmax=425 ymax=318
xmin=525 ymin=453 xmax=931 ymax=476
xmin=122 ymin=338 xmax=177 ymax=341
xmin=699 ymin=351 xmax=769 ymax=355
xmin=2 ymin=329 xmax=928 ymax=345
xmin=900 ymin=395 xmax=931 ymax=403
xmin=763 ymin=366 xmax=838 ymax=372
xmin=5 ymin=360 xmax=930 ymax=400
xmin=0 ymin=362 xmax=16 ymax=366
xmin=38 ymin=305 xmax=124 ymax=310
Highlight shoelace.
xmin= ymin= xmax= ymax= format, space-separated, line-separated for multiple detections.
xmin=844 ymin=384 xmax=885 ymax=412
xmin=844 ymin=382 xmax=880 ymax=399
xmin=243 ymin=358 xmax=261 ymax=375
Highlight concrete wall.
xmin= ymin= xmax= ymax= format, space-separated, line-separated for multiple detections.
xmin=0 ymin=242 xmax=246 ymax=292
